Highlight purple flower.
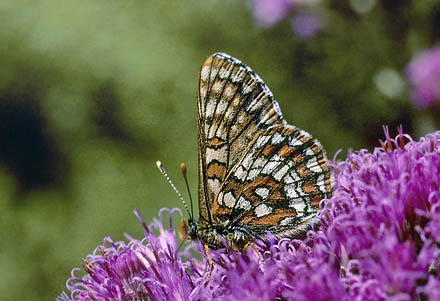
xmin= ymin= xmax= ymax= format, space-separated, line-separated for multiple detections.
xmin=321 ymin=126 xmax=440 ymax=299
xmin=57 ymin=208 xmax=195 ymax=300
xmin=291 ymin=10 xmax=323 ymax=39
xmin=406 ymin=45 xmax=440 ymax=108
xmin=59 ymin=128 xmax=440 ymax=300
xmin=251 ymin=0 xmax=295 ymax=28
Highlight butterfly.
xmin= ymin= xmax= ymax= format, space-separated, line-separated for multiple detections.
xmin=176 ymin=53 xmax=333 ymax=252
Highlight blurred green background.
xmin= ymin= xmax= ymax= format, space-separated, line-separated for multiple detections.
xmin=0 ymin=1 xmax=439 ymax=299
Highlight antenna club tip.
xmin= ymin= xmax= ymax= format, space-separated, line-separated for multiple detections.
xmin=156 ymin=161 xmax=164 ymax=173
xmin=180 ymin=163 xmax=187 ymax=176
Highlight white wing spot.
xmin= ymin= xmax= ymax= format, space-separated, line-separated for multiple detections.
xmin=259 ymin=108 xmax=275 ymax=125
xmin=238 ymin=196 xmax=251 ymax=210
xmin=316 ymin=174 xmax=327 ymax=193
xmin=213 ymin=81 xmax=223 ymax=94
xmin=216 ymin=100 xmax=228 ymax=115
xmin=217 ymin=191 xmax=224 ymax=206
xmin=305 ymin=148 xmax=315 ymax=157
xmin=237 ymin=111 xmax=247 ymax=124
xmin=247 ymin=98 xmax=264 ymax=112
xmin=242 ymin=153 xmax=253 ymax=169
xmin=306 ymin=157 xmax=322 ymax=173
xmin=200 ymin=85 xmax=207 ymax=98
xmin=300 ymin=130 xmax=312 ymax=139
xmin=248 ymin=168 xmax=259 ymax=181
xmin=271 ymin=132 xmax=284 ymax=145
xmin=210 ymin=68 xmax=218 ymax=81
xmin=256 ymin=135 xmax=270 ymax=148
xmin=280 ymin=217 xmax=295 ymax=226
xmin=218 ymin=68 xmax=231 ymax=79
xmin=216 ymin=128 xmax=228 ymax=140
xmin=272 ymin=154 xmax=283 ymax=162
xmin=234 ymin=166 xmax=246 ymax=181
xmin=255 ymin=187 xmax=270 ymax=199
xmin=255 ymin=204 xmax=273 ymax=217
xmin=207 ymin=178 xmax=220 ymax=195
xmin=200 ymin=66 xmax=210 ymax=81
xmin=262 ymin=161 xmax=279 ymax=175
xmin=314 ymin=139 xmax=323 ymax=149
xmin=206 ymin=101 xmax=216 ymax=117
xmin=284 ymin=175 xmax=294 ymax=184
xmin=225 ymin=86 xmax=234 ymax=98
xmin=285 ymin=184 xmax=299 ymax=199
xmin=231 ymin=71 xmax=245 ymax=83
xmin=208 ymin=124 xmax=217 ymax=139
xmin=223 ymin=191 xmax=237 ymax=208
xmin=242 ymin=81 xmax=256 ymax=94
xmin=289 ymin=136 xmax=303 ymax=147
xmin=206 ymin=146 xmax=227 ymax=163
xmin=233 ymin=96 xmax=242 ymax=107
xmin=273 ymin=164 xmax=289 ymax=181
xmin=253 ymin=157 xmax=267 ymax=168
xmin=289 ymin=170 xmax=301 ymax=182
xmin=225 ymin=106 xmax=235 ymax=119
xmin=290 ymin=200 xmax=306 ymax=216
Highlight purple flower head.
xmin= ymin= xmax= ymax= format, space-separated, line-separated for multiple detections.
xmin=291 ymin=10 xmax=324 ymax=39
xmin=57 ymin=208 xmax=194 ymax=300
xmin=60 ymin=128 xmax=440 ymax=300
xmin=251 ymin=0 xmax=295 ymax=28
xmin=406 ymin=45 xmax=440 ymax=108
xmin=321 ymin=126 xmax=440 ymax=299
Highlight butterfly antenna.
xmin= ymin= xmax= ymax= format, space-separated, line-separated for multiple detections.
xmin=156 ymin=161 xmax=192 ymax=219
xmin=180 ymin=163 xmax=194 ymax=220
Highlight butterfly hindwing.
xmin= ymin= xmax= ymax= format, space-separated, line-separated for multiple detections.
xmin=197 ymin=53 xmax=285 ymax=226
xmin=212 ymin=124 xmax=332 ymax=237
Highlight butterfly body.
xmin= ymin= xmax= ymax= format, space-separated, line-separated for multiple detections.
xmin=180 ymin=218 xmax=254 ymax=251
xmin=180 ymin=53 xmax=333 ymax=252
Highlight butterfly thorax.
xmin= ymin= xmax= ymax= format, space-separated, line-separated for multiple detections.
xmin=179 ymin=218 xmax=254 ymax=251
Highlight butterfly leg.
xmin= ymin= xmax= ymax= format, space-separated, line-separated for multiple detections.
xmin=245 ymin=242 xmax=264 ymax=263
xmin=203 ymin=244 xmax=214 ymax=276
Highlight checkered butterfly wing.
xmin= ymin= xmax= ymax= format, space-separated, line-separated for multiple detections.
xmin=214 ymin=125 xmax=332 ymax=239
xmin=197 ymin=53 xmax=332 ymax=236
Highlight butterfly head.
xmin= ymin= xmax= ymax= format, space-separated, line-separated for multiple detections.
xmin=177 ymin=218 xmax=198 ymax=241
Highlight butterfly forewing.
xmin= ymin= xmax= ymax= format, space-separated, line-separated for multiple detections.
xmin=196 ymin=53 xmax=333 ymax=244
xmin=197 ymin=53 xmax=285 ymax=226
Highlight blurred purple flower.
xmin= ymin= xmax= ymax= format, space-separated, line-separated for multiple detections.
xmin=251 ymin=0 xmax=295 ymax=28
xmin=59 ymin=128 xmax=440 ymax=300
xmin=291 ymin=11 xmax=323 ymax=39
xmin=406 ymin=45 xmax=440 ymax=108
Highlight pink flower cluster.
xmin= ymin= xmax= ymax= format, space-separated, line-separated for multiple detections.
xmin=59 ymin=128 xmax=440 ymax=300
xmin=406 ymin=46 xmax=440 ymax=108
xmin=250 ymin=0 xmax=323 ymax=39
